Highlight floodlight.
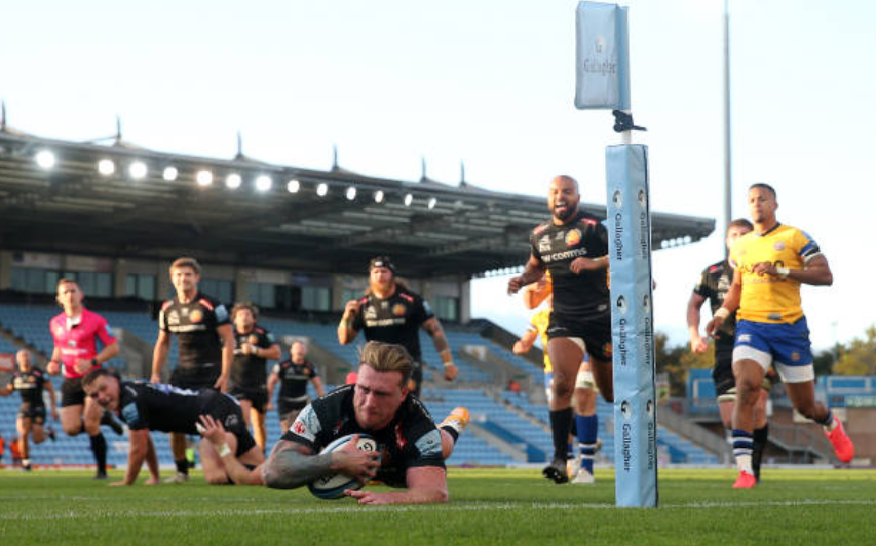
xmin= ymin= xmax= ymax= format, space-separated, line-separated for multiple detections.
xmin=287 ymin=179 xmax=300 ymax=193
xmin=163 ymin=166 xmax=179 ymax=181
xmin=98 ymin=159 xmax=115 ymax=176
xmin=196 ymin=170 xmax=214 ymax=186
xmin=255 ymin=175 xmax=272 ymax=192
xmin=128 ymin=161 xmax=147 ymax=180
xmin=35 ymin=150 xmax=55 ymax=169
xmin=226 ymin=173 xmax=242 ymax=189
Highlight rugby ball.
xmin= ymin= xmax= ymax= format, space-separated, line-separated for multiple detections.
xmin=307 ymin=433 xmax=379 ymax=500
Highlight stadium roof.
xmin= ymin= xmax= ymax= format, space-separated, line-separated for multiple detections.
xmin=0 ymin=129 xmax=715 ymax=278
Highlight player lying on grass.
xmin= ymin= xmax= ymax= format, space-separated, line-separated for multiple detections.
xmin=82 ymin=368 xmax=263 ymax=486
xmin=262 ymin=341 xmax=469 ymax=504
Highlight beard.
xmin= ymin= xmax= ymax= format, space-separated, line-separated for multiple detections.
xmin=553 ymin=203 xmax=577 ymax=221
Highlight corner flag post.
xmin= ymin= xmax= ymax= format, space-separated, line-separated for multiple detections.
xmin=575 ymin=1 xmax=657 ymax=508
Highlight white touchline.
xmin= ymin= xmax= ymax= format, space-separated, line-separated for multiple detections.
xmin=2 ymin=499 xmax=875 ymax=520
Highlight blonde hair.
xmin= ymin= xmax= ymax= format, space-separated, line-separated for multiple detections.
xmin=358 ymin=341 xmax=413 ymax=387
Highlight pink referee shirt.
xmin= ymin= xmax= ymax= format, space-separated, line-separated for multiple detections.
xmin=49 ymin=308 xmax=117 ymax=379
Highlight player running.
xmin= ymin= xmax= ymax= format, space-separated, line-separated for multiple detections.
xmin=707 ymin=183 xmax=854 ymax=488
xmin=338 ymin=256 xmax=458 ymax=397
xmin=513 ymin=273 xmax=601 ymax=484
xmin=47 ymin=278 xmax=121 ymax=479
xmin=262 ymin=341 xmax=469 ymax=504
xmin=688 ymin=218 xmax=773 ymax=481
xmin=507 ymin=175 xmax=612 ymax=484
xmin=229 ymin=303 xmax=281 ymax=452
xmin=0 ymin=350 xmax=57 ymax=470
xmin=267 ymin=340 xmax=325 ymax=434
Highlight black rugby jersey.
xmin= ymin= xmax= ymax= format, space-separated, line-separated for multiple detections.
xmin=272 ymin=359 xmax=318 ymax=402
xmin=118 ymin=381 xmax=231 ymax=433
xmin=282 ymin=385 xmax=445 ymax=487
xmin=692 ymin=259 xmax=737 ymax=348
xmin=230 ymin=325 xmax=276 ymax=391
xmin=8 ymin=367 xmax=47 ymax=406
xmin=158 ymin=292 xmax=230 ymax=370
xmin=529 ymin=210 xmax=610 ymax=318
xmin=351 ymin=288 xmax=433 ymax=361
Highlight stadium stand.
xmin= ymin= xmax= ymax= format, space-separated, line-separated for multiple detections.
xmin=0 ymin=303 xmax=728 ymax=467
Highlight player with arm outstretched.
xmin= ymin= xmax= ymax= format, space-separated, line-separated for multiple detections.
xmin=262 ymin=341 xmax=469 ymax=504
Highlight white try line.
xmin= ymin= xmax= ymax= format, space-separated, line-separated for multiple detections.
xmin=1 ymin=499 xmax=875 ymax=520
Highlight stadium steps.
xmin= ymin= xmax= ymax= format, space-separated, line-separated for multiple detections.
xmin=475 ymin=420 xmax=545 ymax=463
xmin=766 ymin=422 xmax=831 ymax=464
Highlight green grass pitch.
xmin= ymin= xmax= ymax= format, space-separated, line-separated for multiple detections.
xmin=1 ymin=468 xmax=874 ymax=545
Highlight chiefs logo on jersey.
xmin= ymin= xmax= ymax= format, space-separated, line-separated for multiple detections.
xmin=248 ymin=334 xmax=259 ymax=344
xmin=392 ymin=304 xmax=407 ymax=317
xmin=565 ymin=228 xmax=582 ymax=247
xmin=190 ymin=309 xmax=203 ymax=323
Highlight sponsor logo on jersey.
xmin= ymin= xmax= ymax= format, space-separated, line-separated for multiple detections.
xmin=292 ymin=405 xmax=319 ymax=441
xmin=791 ymin=351 xmax=800 ymax=362
xmin=737 ymin=334 xmax=751 ymax=343
xmin=189 ymin=309 xmax=204 ymax=323
xmin=415 ymin=429 xmax=442 ymax=457
xmin=224 ymin=413 xmax=240 ymax=429
xmin=54 ymin=326 xmax=65 ymax=337
xmin=365 ymin=306 xmax=377 ymax=320
xmin=565 ymin=228 xmax=582 ymax=247
xmin=774 ymin=241 xmax=786 ymax=251
xmin=392 ymin=304 xmax=407 ymax=317
xmin=167 ymin=310 xmax=180 ymax=326
xmin=538 ymin=235 xmax=551 ymax=253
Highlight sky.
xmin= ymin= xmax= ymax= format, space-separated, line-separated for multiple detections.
xmin=2 ymin=0 xmax=874 ymax=350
